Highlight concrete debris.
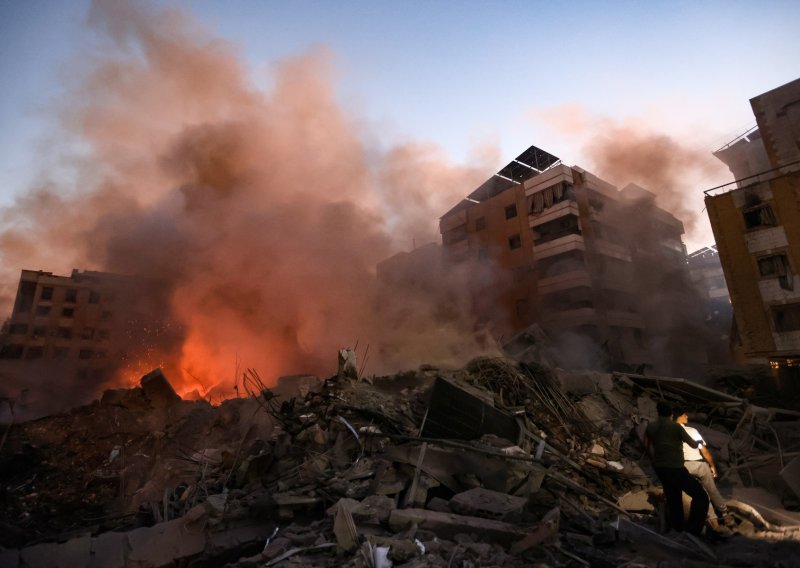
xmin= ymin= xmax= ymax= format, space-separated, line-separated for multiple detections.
xmin=0 ymin=360 xmax=799 ymax=566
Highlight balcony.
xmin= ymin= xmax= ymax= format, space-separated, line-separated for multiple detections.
xmin=534 ymin=233 xmax=585 ymax=260
xmin=537 ymin=269 xmax=591 ymax=295
xmin=529 ymin=201 xmax=579 ymax=227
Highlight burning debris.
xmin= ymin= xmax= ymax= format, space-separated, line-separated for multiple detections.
xmin=1 ymin=351 xmax=799 ymax=567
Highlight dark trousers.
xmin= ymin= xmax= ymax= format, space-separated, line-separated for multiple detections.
xmin=654 ymin=466 xmax=709 ymax=535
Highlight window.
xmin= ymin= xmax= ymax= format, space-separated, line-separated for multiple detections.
xmin=94 ymin=350 xmax=107 ymax=359
xmin=475 ymin=217 xmax=487 ymax=231
xmin=758 ymin=254 xmax=793 ymax=290
xmin=25 ymin=346 xmax=44 ymax=360
xmin=743 ymin=204 xmax=776 ymax=229
xmin=533 ymin=214 xmax=581 ymax=245
xmin=57 ymin=327 xmax=72 ymax=339
xmin=81 ymin=328 xmax=95 ymax=340
xmin=35 ymin=305 xmax=51 ymax=317
xmin=78 ymin=349 xmax=93 ymax=360
xmin=9 ymin=323 xmax=28 ymax=334
xmin=773 ymin=304 xmax=800 ymax=332
xmin=64 ymin=288 xmax=78 ymax=303
xmin=62 ymin=308 xmax=75 ymax=317
xmin=40 ymin=287 xmax=53 ymax=301
xmin=0 ymin=344 xmax=24 ymax=359
xmin=508 ymin=234 xmax=522 ymax=250
xmin=89 ymin=291 xmax=101 ymax=304
xmin=98 ymin=329 xmax=111 ymax=340
xmin=32 ymin=326 xmax=46 ymax=337
xmin=505 ymin=204 xmax=518 ymax=219
xmin=100 ymin=311 xmax=112 ymax=321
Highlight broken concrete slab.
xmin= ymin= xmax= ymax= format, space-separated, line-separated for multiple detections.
xmin=388 ymin=508 xmax=527 ymax=545
xmin=780 ymin=456 xmax=800 ymax=500
xmin=139 ymin=369 xmax=181 ymax=407
xmin=509 ymin=507 xmax=560 ymax=554
xmin=352 ymin=495 xmax=396 ymax=525
xmin=421 ymin=377 xmax=519 ymax=442
xmin=89 ymin=530 xmax=127 ymax=568
xmin=617 ymin=489 xmax=654 ymax=513
xmin=449 ymin=487 xmax=527 ymax=521
xmin=126 ymin=516 xmax=206 ymax=567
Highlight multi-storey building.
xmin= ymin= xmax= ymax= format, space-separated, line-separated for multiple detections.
xmin=0 ymin=268 xmax=177 ymax=387
xmin=705 ymin=78 xmax=800 ymax=379
xmin=439 ymin=145 xmax=694 ymax=372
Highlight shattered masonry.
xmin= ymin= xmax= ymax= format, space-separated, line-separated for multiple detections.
xmin=1 ymin=348 xmax=799 ymax=567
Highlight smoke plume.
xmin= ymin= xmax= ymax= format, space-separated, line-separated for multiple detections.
xmin=0 ymin=0 xmax=495 ymax=407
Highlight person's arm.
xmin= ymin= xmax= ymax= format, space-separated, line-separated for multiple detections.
xmin=680 ymin=427 xmax=701 ymax=449
xmin=643 ymin=431 xmax=654 ymax=459
xmin=700 ymin=445 xmax=718 ymax=477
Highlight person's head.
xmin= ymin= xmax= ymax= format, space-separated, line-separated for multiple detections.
xmin=674 ymin=406 xmax=689 ymax=424
xmin=656 ymin=400 xmax=673 ymax=418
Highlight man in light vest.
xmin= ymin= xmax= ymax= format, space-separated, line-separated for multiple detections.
xmin=675 ymin=407 xmax=734 ymax=530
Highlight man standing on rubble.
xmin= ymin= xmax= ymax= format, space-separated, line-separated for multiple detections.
xmin=674 ymin=407 xmax=733 ymax=530
xmin=644 ymin=401 xmax=709 ymax=536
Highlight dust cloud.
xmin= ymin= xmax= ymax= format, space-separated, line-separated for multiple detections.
xmin=0 ymin=0 xmax=494 ymax=406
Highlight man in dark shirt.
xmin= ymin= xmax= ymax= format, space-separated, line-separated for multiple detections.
xmin=644 ymin=400 xmax=710 ymax=536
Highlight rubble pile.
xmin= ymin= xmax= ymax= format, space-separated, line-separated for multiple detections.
xmin=1 ymin=357 xmax=800 ymax=567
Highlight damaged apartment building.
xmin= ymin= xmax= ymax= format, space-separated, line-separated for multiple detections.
xmin=438 ymin=145 xmax=703 ymax=374
xmin=0 ymin=269 xmax=179 ymax=414
xmin=706 ymin=77 xmax=800 ymax=384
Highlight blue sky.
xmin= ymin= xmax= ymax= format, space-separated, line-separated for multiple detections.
xmin=1 ymin=0 xmax=799 ymax=215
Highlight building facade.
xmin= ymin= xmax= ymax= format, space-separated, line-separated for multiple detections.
xmin=0 ymin=268 xmax=178 ymax=392
xmin=705 ymin=78 xmax=800 ymax=377
xmin=439 ymin=145 xmax=695 ymax=373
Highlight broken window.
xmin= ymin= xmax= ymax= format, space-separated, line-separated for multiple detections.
xmin=35 ymin=305 xmax=51 ymax=317
xmin=81 ymin=328 xmax=95 ymax=340
xmin=62 ymin=308 xmax=75 ymax=318
xmin=9 ymin=323 xmax=28 ymax=334
xmin=505 ymin=204 xmax=518 ymax=219
xmin=772 ymin=303 xmax=800 ymax=332
xmin=758 ymin=253 xmax=793 ymax=290
xmin=98 ymin=329 xmax=111 ymax=341
xmin=25 ymin=346 xmax=44 ymax=360
xmin=32 ymin=326 xmax=46 ymax=337
xmin=57 ymin=327 xmax=72 ymax=339
xmin=0 ymin=344 xmax=24 ymax=359
xmin=533 ymin=214 xmax=581 ymax=245
xmin=743 ymin=204 xmax=777 ymax=229
xmin=508 ymin=234 xmax=522 ymax=250
xmin=530 ymin=182 xmax=573 ymax=214
xmin=40 ymin=286 xmax=53 ymax=301
xmin=78 ymin=349 xmax=93 ymax=360
xmin=64 ymin=288 xmax=78 ymax=303
xmin=89 ymin=291 xmax=101 ymax=304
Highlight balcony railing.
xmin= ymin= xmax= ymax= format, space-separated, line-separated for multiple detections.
xmin=704 ymin=159 xmax=800 ymax=197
